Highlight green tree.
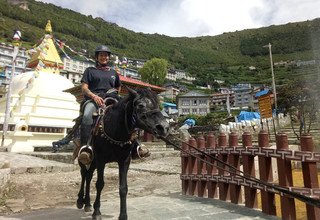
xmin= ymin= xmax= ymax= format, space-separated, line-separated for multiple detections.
xmin=139 ymin=58 xmax=168 ymax=86
xmin=277 ymin=78 xmax=320 ymax=139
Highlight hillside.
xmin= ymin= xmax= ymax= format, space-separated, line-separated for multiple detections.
xmin=1 ymin=0 xmax=320 ymax=86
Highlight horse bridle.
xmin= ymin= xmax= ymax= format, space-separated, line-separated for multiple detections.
xmin=131 ymin=95 xmax=162 ymax=136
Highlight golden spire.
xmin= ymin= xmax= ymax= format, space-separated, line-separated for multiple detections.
xmin=26 ymin=20 xmax=63 ymax=73
xmin=45 ymin=20 xmax=52 ymax=34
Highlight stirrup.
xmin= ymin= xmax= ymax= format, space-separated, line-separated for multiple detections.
xmin=134 ymin=146 xmax=150 ymax=159
xmin=78 ymin=145 xmax=93 ymax=165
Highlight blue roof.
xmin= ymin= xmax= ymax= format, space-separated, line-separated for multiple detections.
xmin=255 ymin=89 xmax=271 ymax=98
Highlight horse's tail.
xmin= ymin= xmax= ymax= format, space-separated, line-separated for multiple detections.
xmin=52 ymin=115 xmax=82 ymax=152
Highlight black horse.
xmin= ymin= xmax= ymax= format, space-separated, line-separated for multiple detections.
xmin=76 ymin=87 xmax=169 ymax=220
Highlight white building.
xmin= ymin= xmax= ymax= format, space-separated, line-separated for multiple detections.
xmin=166 ymin=68 xmax=195 ymax=82
xmin=61 ymin=57 xmax=94 ymax=83
xmin=0 ymin=43 xmax=30 ymax=76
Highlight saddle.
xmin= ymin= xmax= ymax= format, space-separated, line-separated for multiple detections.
xmin=53 ymin=90 xmax=121 ymax=157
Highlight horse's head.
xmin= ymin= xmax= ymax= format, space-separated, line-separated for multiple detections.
xmin=127 ymin=87 xmax=170 ymax=138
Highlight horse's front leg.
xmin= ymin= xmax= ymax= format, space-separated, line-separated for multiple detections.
xmin=84 ymin=163 xmax=95 ymax=212
xmin=92 ymin=162 xmax=105 ymax=220
xmin=76 ymin=164 xmax=86 ymax=209
xmin=118 ymin=157 xmax=131 ymax=220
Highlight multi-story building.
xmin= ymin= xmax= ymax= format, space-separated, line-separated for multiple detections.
xmin=159 ymin=86 xmax=180 ymax=101
xmin=0 ymin=43 xmax=30 ymax=76
xmin=118 ymin=67 xmax=141 ymax=80
xmin=166 ymin=69 xmax=177 ymax=81
xmin=231 ymin=83 xmax=253 ymax=109
xmin=0 ymin=43 xmax=31 ymax=97
xmin=231 ymin=84 xmax=262 ymax=110
xmin=61 ymin=57 xmax=94 ymax=84
xmin=166 ymin=68 xmax=195 ymax=83
xmin=211 ymin=88 xmax=235 ymax=110
xmin=176 ymin=91 xmax=210 ymax=116
xmin=124 ymin=58 xmax=147 ymax=69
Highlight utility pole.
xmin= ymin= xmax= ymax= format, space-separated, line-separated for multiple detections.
xmin=1 ymin=30 xmax=21 ymax=148
xmin=263 ymin=43 xmax=279 ymax=128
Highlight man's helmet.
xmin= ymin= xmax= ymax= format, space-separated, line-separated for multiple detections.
xmin=95 ymin=45 xmax=111 ymax=57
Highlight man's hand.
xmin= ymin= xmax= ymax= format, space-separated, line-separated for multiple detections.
xmin=92 ymin=95 xmax=104 ymax=107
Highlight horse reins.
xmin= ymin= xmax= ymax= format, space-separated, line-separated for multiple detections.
xmin=159 ymin=135 xmax=320 ymax=208
xmin=96 ymin=97 xmax=137 ymax=147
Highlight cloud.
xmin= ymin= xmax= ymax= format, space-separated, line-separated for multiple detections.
xmin=37 ymin=0 xmax=320 ymax=37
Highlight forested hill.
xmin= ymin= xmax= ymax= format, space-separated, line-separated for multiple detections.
xmin=1 ymin=0 xmax=320 ymax=85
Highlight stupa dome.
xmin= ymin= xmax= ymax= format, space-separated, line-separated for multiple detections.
xmin=11 ymin=71 xmax=75 ymax=99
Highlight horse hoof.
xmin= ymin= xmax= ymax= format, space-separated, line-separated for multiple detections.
xmin=92 ymin=215 xmax=102 ymax=220
xmin=84 ymin=205 xmax=92 ymax=212
xmin=118 ymin=214 xmax=128 ymax=220
xmin=76 ymin=200 xmax=84 ymax=209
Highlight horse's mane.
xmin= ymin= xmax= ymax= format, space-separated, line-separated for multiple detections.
xmin=112 ymin=88 xmax=159 ymax=111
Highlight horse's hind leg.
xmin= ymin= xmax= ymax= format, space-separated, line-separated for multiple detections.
xmin=77 ymin=164 xmax=86 ymax=209
xmin=84 ymin=163 xmax=95 ymax=212
xmin=92 ymin=162 xmax=105 ymax=220
xmin=118 ymin=158 xmax=130 ymax=220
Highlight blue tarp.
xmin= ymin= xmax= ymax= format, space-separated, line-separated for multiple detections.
xmin=184 ymin=118 xmax=196 ymax=127
xmin=237 ymin=111 xmax=260 ymax=121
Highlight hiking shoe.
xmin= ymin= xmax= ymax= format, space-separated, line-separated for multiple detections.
xmin=72 ymin=139 xmax=81 ymax=160
xmin=78 ymin=146 xmax=93 ymax=165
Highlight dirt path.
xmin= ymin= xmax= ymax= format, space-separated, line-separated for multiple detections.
xmin=0 ymin=158 xmax=181 ymax=216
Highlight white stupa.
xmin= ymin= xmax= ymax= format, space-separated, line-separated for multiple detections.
xmin=0 ymin=21 xmax=79 ymax=152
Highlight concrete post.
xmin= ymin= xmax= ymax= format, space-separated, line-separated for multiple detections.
xmin=258 ymin=130 xmax=276 ymax=215
xmin=276 ymin=132 xmax=296 ymax=220
xmin=218 ymin=133 xmax=230 ymax=201
xmin=300 ymin=134 xmax=320 ymax=220
xmin=242 ymin=131 xmax=258 ymax=208
xmin=229 ymin=132 xmax=242 ymax=204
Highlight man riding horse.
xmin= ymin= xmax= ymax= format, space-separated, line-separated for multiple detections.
xmin=78 ymin=45 xmax=150 ymax=165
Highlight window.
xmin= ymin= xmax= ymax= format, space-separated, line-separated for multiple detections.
xmin=182 ymin=109 xmax=190 ymax=114
xmin=199 ymin=108 xmax=207 ymax=114
xmin=199 ymin=100 xmax=207 ymax=105
xmin=193 ymin=100 xmax=197 ymax=105
xmin=182 ymin=100 xmax=190 ymax=106
xmin=192 ymin=109 xmax=197 ymax=114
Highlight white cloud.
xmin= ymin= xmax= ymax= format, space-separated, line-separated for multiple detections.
xmin=37 ymin=0 xmax=320 ymax=37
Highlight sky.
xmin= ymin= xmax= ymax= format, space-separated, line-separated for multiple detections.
xmin=37 ymin=0 xmax=320 ymax=37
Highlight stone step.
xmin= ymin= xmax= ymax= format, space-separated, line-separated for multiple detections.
xmin=34 ymin=144 xmax=74 ymax=152
xmin=140 ymin=141 xmax=175 ymax=153
xmin=21 ymin=152 xmax=75 ymax=164
xmin=24 ymin=147 xmax=179 ymax=165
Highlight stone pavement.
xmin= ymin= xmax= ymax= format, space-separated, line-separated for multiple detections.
xmin=2 ymin=194 xmax=279 ymax=220
xmin=0 ymin=152 xmax=279 ymax=220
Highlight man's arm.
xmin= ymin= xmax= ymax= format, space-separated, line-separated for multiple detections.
xmin=81 ymin=82 xmax=104 ymax=106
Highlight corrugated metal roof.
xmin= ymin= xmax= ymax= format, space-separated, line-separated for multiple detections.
xmin=255 ymin=89 xmax=271 ymax=98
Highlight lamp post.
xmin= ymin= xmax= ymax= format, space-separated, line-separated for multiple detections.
xmin=263 ymin=43 xmax=279 ymax=127
xmin=1 ymin=30 xmax=21 ymax=148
